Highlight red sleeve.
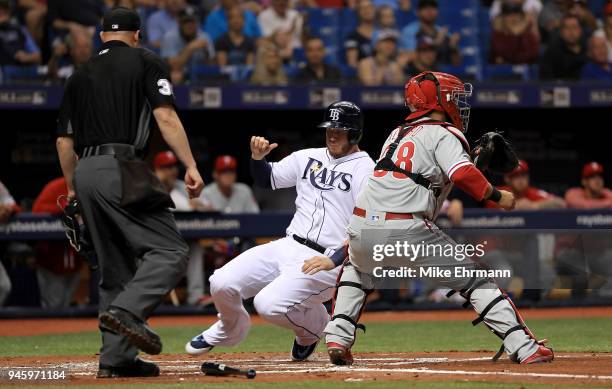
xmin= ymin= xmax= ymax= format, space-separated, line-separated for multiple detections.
xmin=450 ymin=164 xmax=490 ymax=202
xmin=32 ymin=178 xmax=68 ymax=215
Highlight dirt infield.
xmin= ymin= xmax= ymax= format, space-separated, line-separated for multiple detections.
xmin=1 ymin=351 xmax=612 ymax=386
xmin=1 ymin=307 xmax=612 ymax=386
xmin=1 ymin=306 xmax=611 ymax=337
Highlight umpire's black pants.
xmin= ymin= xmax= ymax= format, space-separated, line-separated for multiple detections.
xmin=74 ymin=155 xmax=188 ymax=366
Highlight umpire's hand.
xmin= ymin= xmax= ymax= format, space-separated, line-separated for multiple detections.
xmin=185 ymin=166 xmax=204 ymax=199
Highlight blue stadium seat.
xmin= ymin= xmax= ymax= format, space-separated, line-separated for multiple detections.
xmin=483 ymin=64 xmax=532 ymax=81
xmin=307 ymin=8 xmax=341 ymax=31
xmin=190 ymin=64 xmax=225 ymax=81
xmin=395 ymin=10 xmax=416 ymax=29
xmin=338 ymin=63 xmax=357 ymax=80
xmin=0 ymin=66 xmax=44 ymax=83
xmin=341 ymin=8 xmax=358 ymax=32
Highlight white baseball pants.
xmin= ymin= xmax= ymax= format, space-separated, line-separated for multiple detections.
xmin=201 ymin=236 xmax=340 ymax=347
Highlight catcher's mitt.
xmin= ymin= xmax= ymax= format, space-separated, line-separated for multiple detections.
xmin=472 ymin=132 xmax=519 ymax=174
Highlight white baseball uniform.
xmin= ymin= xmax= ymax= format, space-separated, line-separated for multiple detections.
xmin=201 ymin=148 xmax=374 ymax=347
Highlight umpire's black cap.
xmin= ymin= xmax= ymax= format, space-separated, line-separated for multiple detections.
xmin=318 ymin=101 xmax=364 ymax=144
xmin=102 ymin=7 xmax=141 ymax=32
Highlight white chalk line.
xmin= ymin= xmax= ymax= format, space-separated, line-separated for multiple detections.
xmin=6 ymin=354 xmax=609 ymax=381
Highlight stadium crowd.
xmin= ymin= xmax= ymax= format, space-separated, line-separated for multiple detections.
xmin=1 ymin=0 xmax=612 ymax=84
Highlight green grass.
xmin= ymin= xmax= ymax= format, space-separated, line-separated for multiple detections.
xmin=1 ymin=317 xmax=610 ymax=388
xmin=1 ymin=317 xmax=611 ymax=358
xmin=0 ymin=382 xmax=599 ymax=389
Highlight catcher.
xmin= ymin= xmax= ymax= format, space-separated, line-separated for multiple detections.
xmin=302 ymin=71 xmax=554 ymax=365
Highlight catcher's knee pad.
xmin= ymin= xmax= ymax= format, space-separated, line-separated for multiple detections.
xmin=329 ymin=265 xmax=372 ymax=337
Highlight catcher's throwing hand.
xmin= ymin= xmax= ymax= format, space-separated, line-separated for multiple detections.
xmin=498 ymin=189 xmax=516 ymax=211
xmin=251 ymin=136 xmax=278 ymax=160
xmin=302 ymin=256 xmax=335 ymax=275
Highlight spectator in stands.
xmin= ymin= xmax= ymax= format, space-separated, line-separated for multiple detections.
xmin=593 ymin=2 xmax=612 ymax=63
xmin=47 ymin=32 xmax=93 ymax=80
xmin=399 ymin=0 xmax=461 ymax=66
xmin=539 ymin=14 xmax=586 ymax=80
xmin=0 ymin=0 xmax=41 ymax=66
xmin=250 ymin=40 xmax=288 ymax=85
xmin=358 ymin=29 xmax=403 ymax=85
xmin=565 ymin=162 xmax=612 ymax=208
xmin=201 ymin=155 xmax=260 ymax=214
xmin=153 ymin=151 xmax=211 ymax=305
xmin=32 ymin=177 xmax=84 ymax=308
xmin=404 ymin=34 xmax=437 ymax=76
xmin=47 ymin=0 xmax=104 ymax=37
xmin=581 ymin=34 xmax=612 ymax=80
xmin=489 ymin=0 xmax=542 ymax=21
xmin=162 ymin=7 xmax=215 ymax=84
xmin=15 ymin=0 xmax=47 ymax=45
xmin=374 ymin=4 xmax=399 ymax=37
xmin=487 ymin=160 xmax=566 ymax=210
xmin=489 ymin=2 xmax=539 ymax=64
xmin=0 ymin=180 xmax=19 ymax=306
xmin=345 ymin=0 xmax=376 ymax=67
xmin=294 ymin=36 xmax=341 ymax=83
xmin=258 ymin=0 xmax=303 ymax=58
xmin=204 ymin=0 xmax=261 ymax=42
xmin=539 ymin=0 xmax=567 ymax=38
xmin=215 ymin=6 xmax=256 ymax=66
xmin=146 ymin=0 xmax=187 ymax=48
xmin=566 ymin=0 xmax=597 ymax=37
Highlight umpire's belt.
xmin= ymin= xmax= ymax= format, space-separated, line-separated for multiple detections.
xmin=80 ymin=143 xmax=136 ymax=159
xmin=353 ymin=207 xmax=414 ymax=221
xmin=292 ymin=234 xmax=327 ymax=255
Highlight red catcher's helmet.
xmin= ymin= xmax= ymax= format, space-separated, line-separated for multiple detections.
xmin=404 ymin=71 xmax=473 ymax=132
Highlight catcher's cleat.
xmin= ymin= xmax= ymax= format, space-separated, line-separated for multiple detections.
xmin=521 ymin=344 xmax=554 ymax=364
xmin=97 ymin=358 xmax=160 ymax=378
xmin=291 ymin=339 xmax=319 ymax=361
xmin=99 ymin=307 xmax=162 ymax=355
xmin=185 ymin=334 xmax=215 ymax=355
xmin=327 ymin=342 xmax=354 ymax=366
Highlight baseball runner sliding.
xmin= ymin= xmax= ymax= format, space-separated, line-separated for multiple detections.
xmin=185 ymin=102 xmax=374 ymax=361
xmin=303 ymin=71 xmax=554 ymax=366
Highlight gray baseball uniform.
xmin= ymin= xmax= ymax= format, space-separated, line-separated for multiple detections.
xmin=324 ymin=118 xmax=540 ymax=362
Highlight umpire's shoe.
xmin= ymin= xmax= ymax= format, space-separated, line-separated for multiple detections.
xmin=291 ymin=340 xmax=319 ymax=361
xmin=99 ymin=307 xmax=162 ymax=355
xmin=97 ymin=358 xmax=160 ymax=378
xmin=185 ymin=334 xmax=215 ymax=355
xmin=326 ymin=342 xmax=354 ymax=366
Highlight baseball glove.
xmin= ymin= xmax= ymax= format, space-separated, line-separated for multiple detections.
xmin=58 ymin=196 xmax=82 ymax=252
xmin=472 ymin=132 xmax=519 ymax=174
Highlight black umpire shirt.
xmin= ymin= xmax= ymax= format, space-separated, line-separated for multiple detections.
xmin=57 ymin=40 xmax=175 ymax=154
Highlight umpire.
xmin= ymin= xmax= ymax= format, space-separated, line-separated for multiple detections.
xmin=55 ymin=7 xmax=204 ymax=378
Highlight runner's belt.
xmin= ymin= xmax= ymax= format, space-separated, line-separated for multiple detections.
xmin=292 ymin=234 xmax=327 ymax=254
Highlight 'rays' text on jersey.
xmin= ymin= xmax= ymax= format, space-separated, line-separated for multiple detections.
xmin=301 ymin=158 xmax=353 ymax=192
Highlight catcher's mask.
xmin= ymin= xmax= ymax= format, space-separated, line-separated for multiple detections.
xmin=404 ymin=71 xmax=473 ymax=132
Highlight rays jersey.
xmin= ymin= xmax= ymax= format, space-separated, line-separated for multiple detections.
xmin=270 ymin=148 xmax=375 ymax=249
xmin=356 ymin=118 xmax=471 ymax=221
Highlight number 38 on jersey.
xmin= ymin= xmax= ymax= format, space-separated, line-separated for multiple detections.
xmin=373 ymin=141 xmax=416 ymax=179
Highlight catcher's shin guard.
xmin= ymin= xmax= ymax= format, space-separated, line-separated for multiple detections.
xmin=448 ymin=278 xmax=551 ymax=363
xmin=324 ymin=264 xmax=372 ymax=364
